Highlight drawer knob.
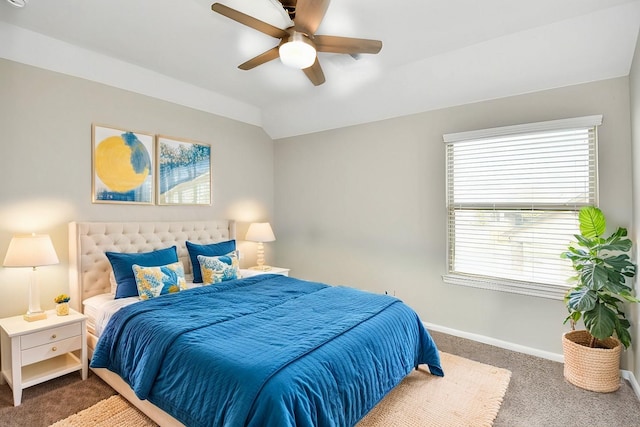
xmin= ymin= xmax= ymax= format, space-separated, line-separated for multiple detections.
xmin=52 ymin=347 xmax=57 ymax=352
xmin=51 ymin=334 xmax=57 ymax=339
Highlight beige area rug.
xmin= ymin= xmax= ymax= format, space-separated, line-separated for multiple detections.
xmin=357 ymin=352 xmax=511 ymax=427
xmin=49 ymin=394 xmax=155 ymax=427
xmin=51 ymin=352 xmax=511 ymax=427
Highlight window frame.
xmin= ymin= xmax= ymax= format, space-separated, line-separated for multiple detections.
xmin=442 ymin=115 xmax=602 ymax=300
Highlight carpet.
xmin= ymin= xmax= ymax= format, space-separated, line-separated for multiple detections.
xmin=50 ymin=352 xmax=511 ymax=427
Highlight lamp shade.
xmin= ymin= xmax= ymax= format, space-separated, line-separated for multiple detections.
xmin=3 ymin=234 xmax=59 ymax=267
xmin=245 ymin=223 xmax=276 ymax=243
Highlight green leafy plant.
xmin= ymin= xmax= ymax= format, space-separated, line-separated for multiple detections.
xmin=561 ymin=206 xmax=638 ymax=348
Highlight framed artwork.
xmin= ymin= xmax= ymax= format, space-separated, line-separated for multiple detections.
xmin=156 ymin=135 xmax=212 ymax=205
xmin=92 ymin=124 xmax=154 ymax=204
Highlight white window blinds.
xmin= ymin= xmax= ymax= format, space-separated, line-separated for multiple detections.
xmin=443 ymin=115 xmax=601 ymax=299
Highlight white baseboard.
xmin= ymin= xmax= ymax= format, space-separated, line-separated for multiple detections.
xmin=621 ymin=370 xmax=640 ymax=401
xmin=423 ymin=322 xmax=564 ymax=363
xmin=424 ymin=321 xmax=640 ymax=402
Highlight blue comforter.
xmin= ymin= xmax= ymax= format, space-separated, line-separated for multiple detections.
xmin=91 ymin=274 xmax=443 ymax=427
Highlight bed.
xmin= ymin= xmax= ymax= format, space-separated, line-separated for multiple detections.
xmin=69 ymin=220 xmax=443 ymax=427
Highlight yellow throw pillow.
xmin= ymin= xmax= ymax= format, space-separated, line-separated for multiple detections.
xmin=198 ymin=254 xmax=238 ymax=285
xmin=132 ymin=261 xmax=187 ymax=300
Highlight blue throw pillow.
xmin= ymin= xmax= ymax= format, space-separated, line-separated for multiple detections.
xmin=186 ymin=240 xmax=236 ymax=283
xmin=106 ymin=246 xmax=179 ymax=299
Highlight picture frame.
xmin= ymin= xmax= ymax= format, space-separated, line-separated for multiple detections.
xmin=92 ymin=124 xmax=154 ymax=204
xmin=156 ymin=135 xmax=212 ymax=206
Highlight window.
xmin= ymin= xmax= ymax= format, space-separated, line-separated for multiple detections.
xmin=443 ymin=115 xmax=601 ymax=299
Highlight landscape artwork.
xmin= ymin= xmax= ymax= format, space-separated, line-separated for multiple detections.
xmin=157 ymin=135 xmax=212 ymax=205
xmin=92 ymin=124 xmax=154 ymax=204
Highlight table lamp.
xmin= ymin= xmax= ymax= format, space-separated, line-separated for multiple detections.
xmin=3 ymin=233 xmax=59 ymax=321
xmin=245 ymin=222 xmax=276 ymax=271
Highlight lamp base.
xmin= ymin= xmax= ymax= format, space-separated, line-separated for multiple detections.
xmin=24 ymin=311 xmax=47 ymax=322
xmin=249 ymin=265 xmax=272 ymax=271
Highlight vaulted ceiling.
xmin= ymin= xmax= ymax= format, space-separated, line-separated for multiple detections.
xmin=1 ymin=0 xmax=639 ymax=138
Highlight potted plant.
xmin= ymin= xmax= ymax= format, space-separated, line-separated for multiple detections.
xmin=54 ymin=294 xmax=71 ymax=316
xmin=560 ymin=206 xmax=638 ymax=392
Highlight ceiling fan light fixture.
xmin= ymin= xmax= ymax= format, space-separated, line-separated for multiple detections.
xmin=6 ymin=0 xmax=28 ymax=7
xmin=279 ymin=32 xmax=316 ymax=69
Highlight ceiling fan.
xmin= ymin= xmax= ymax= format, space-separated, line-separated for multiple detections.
xmin=211 ymin=0 xmax=382 ymax=86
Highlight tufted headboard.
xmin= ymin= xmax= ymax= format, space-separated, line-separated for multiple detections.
xmin=68 ymin=220 xmax=236 ymax=312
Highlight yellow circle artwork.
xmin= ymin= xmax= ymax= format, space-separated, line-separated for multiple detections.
xmin=95 ymin=134 xmax=150 ymax=193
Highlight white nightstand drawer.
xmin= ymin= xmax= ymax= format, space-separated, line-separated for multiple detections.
xmin=20 ymin=323 xmax=81 ymax=350
xmin=21 ymin=335 xmax=82 ymax=366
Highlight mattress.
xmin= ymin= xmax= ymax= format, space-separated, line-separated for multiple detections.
xmin=83 ymin=293 xmax=137 ymax=337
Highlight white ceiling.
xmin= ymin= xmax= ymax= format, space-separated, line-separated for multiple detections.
xmin=1 ymin=0 xmax=639 ymax=139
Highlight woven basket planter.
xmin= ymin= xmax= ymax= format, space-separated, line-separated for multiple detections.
xmin=562 ymin=330 xmax=621 ymax=393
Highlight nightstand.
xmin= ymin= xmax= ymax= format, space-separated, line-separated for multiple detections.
xmin=241 ymin=267 xmax=290 ymax=278
xmin=0 ymin=309 xmax=87 ymax=406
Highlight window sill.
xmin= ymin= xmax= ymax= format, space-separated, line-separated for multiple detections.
xmin=442 ymin=273 xmax=569 ymax=300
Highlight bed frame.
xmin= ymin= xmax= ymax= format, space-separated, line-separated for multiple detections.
xmin=68 ymin=220 xmax=236 ymax=426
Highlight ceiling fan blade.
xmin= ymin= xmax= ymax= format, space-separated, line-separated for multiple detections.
xmin=303 ymin=58 xmax=326 ymax=86
xmin=294 ymin=0 xmax=331 ymax=35
xmin=238 ymin=46 xmax=281 ymax=70
xmin=314 ymin=35 xmax=382 ymax=54
xmin=211 ymin=3 xmax=289 ymax=39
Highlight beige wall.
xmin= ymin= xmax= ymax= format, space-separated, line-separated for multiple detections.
xmin=0 ymin=58 xmax=275 ymax=319
xmin=630 ymin=28 xmax=640 ymax=380
xmin=1 ymin=55 xmax=637 ymax=370
xmin=275 ymin=77 xmax=634 ymax=365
